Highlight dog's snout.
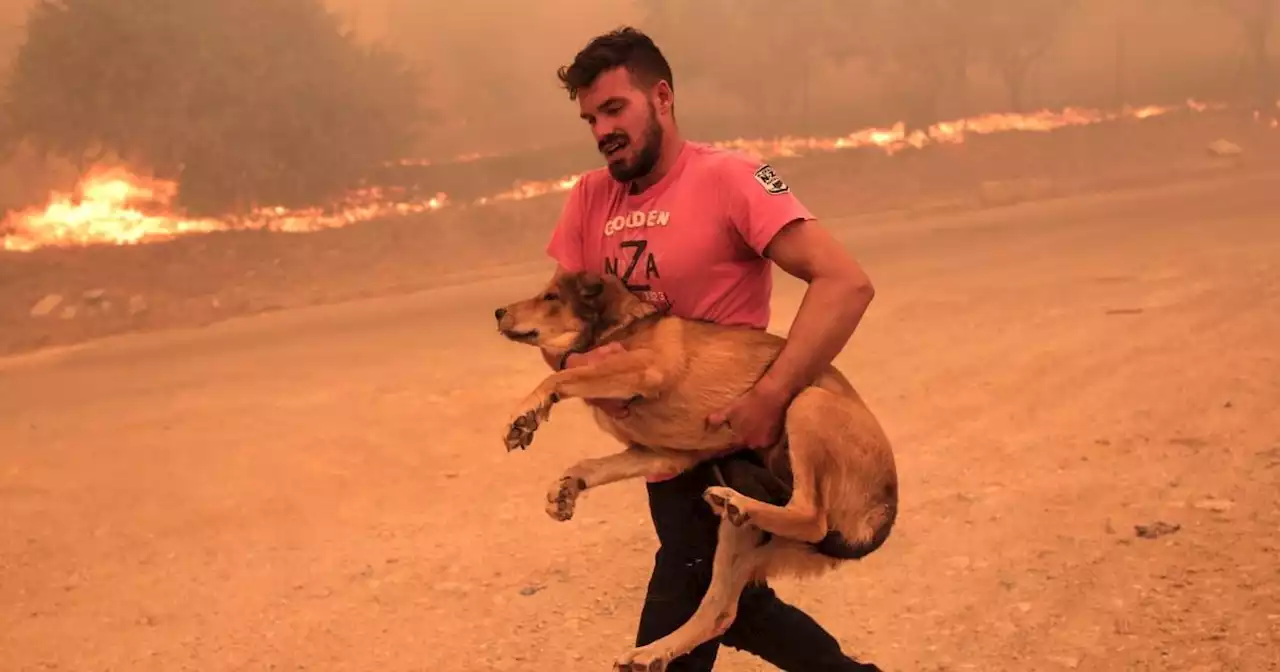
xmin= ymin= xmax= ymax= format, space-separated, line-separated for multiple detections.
xmin=494 ymin=307 xmax=507 ymax=321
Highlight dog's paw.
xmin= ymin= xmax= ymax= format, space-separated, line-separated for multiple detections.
xmin=703 ymin=486 xmax=751 ymax=527
xmin=502 ymin=411 xmax=538 ymax=452
xmin=502 ymin=393 xmax=555 ymax=452
xmin=545 ymin=475 xmax=586 ymax=522
xmin=614 ymin=646 xmax=670 ymax=672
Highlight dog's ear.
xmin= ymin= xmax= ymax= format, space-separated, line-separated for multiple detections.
xmin=557 ymin=271 xmax=607 ymax=319
xmin=578 ymin=275 xmax=604 ymax=299
xmin=559 ymin=271 xmax=658 ymax=347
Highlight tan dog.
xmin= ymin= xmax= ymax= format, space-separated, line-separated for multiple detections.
xmin=495 ymin=270 xmax=898 ymax=671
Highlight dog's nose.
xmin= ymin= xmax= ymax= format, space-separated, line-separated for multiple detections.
xmin=494 ymin=308 xmax=507 ymax=321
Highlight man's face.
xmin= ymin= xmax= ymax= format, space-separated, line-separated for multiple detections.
xmin=576 ymin=67 xmax=664 ymax=183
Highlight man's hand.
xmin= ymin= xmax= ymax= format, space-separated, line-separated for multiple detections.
xmin=707 ymin=381 xmax=791 ymax=449
xmin=562 ymin=342 xmax=633 ymax=419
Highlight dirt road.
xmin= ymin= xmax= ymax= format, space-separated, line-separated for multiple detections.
xmin=2 ymin=175 xmax=1278 ymax=671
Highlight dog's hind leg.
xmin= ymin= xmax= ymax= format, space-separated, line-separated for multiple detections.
xmin=704 ymin=390 xmax=832 ymax=543
xmin=613 ymin=519 xmax=766 ymax=671
xmin=546 ymin=446 xmax=703 ymax=522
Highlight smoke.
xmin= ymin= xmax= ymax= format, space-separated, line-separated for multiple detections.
xmin=318 ymin=0 xmax=1274 ymax=158
xmin=0 ymin=0 xmax=1274 ymax=219
xmin=0 ymin=0 xmax=1273 ymax=160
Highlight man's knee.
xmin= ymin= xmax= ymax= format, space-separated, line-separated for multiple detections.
xmin=635 ymin=548 xmax=712 ymax=642
xmin=648 ymin=546 xmax=714 ymax=597
xmin=645 ymin=471 xmax=721 ymax=556
xmin=634 ymin=549 xmax=723 ymax=670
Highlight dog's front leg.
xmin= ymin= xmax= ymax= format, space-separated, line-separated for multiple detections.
xmin=503 ymin=351 xmax=664 ymax=452
xmin=543 ymin=349 xmax=665 ymax=402
xmin=546 ymin=445 xmax=704 ymax=521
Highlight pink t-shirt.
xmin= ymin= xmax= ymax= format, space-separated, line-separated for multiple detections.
xmin=546 ymin=141 xmax=814 ymax=329
xmin=546 ymin=142 xmax=814 ymax=482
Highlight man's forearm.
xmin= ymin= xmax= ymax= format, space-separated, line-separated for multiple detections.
xmin=755 ymin=276 xmax=874 ymax=400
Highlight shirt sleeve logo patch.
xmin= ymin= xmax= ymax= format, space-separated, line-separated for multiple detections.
xmin=753 ymin=164 xmax=791 ymax=195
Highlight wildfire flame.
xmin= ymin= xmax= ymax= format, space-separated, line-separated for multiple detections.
xmin=0 ymin=166 xmax=447 ymax=252
xmin=1 ymin=168 xmax=225 ymax=251
xmin=392 ymin=150 xmax=496 ymax=167
xmin=711 ymin=100 xmax=1225 ymax=161
xmin=474 ymin=174 xmax=584 ymax=206
xmin=0 ymin=99 xmax=1251 ymax=252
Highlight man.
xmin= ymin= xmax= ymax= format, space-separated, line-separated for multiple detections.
xmin=540 ymin=27 xmax=880 ymax=671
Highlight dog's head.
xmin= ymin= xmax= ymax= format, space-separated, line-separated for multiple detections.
xmin=494 ymin=270 xmax=657 ymax=352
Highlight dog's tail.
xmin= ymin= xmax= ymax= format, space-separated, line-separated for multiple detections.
xmin=813 ymin=498 xmax=896 ymax=560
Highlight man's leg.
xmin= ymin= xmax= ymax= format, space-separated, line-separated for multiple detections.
xmin=633 ymin=545 xmax=722 ymax=671
xmin=634 ymin=462 xmax=728 ymax=670
xmin=722 ymin=584 xmax=883 ymax=671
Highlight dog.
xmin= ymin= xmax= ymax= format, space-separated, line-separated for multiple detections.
xmin=494 ymin=270 xmax=898 ymax=671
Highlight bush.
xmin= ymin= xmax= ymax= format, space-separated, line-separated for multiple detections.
xmin=4 ymin=0 xmax=426 ymax=215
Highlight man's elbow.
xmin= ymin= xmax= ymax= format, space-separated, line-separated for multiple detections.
xmin=851 ymin=272 xmax=874 ymax=303
xmin=834 ymin=264 xmax=875 ymax=306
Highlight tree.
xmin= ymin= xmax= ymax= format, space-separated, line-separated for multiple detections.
xmin=870 ymin=0 xmax=977 ymax=132
xmin=637 ymin=0 xmax=878 ymax=134
xmin=1101 ymin=0 xmax=1148 ymax=109
xmin=3 ymin=0 xmax=426 ymax=214
xmin=384 ymin=0 xmax=520 ymax=129
xmin=972 ymin=0 xmax=1078 ymax=112
xmin=634 ymin=0 xmax=722 ymax=83
xmin=1212 ymin=0 xmax=1277 ymax=113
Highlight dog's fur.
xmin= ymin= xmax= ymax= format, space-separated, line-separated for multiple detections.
xmin=495 ymin=270 xmax=898 ymax=671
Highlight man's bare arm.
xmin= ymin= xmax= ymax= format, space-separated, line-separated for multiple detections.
xmin=754 ymin=219 xmax=875 ymax=401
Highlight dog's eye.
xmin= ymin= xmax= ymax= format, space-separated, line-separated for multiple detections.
xmin=542 ymin=293 xmax=559 ymax=301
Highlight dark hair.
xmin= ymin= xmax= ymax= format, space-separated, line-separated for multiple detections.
xmin=556 ymin=27 xmax=674 ymax=101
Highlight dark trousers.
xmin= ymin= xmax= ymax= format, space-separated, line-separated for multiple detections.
xmin=634 ymin=455 xmax=881 ymax=671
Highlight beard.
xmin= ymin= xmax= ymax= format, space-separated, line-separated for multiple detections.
xmin=602 ymin=102 xmax=664 ymax=184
